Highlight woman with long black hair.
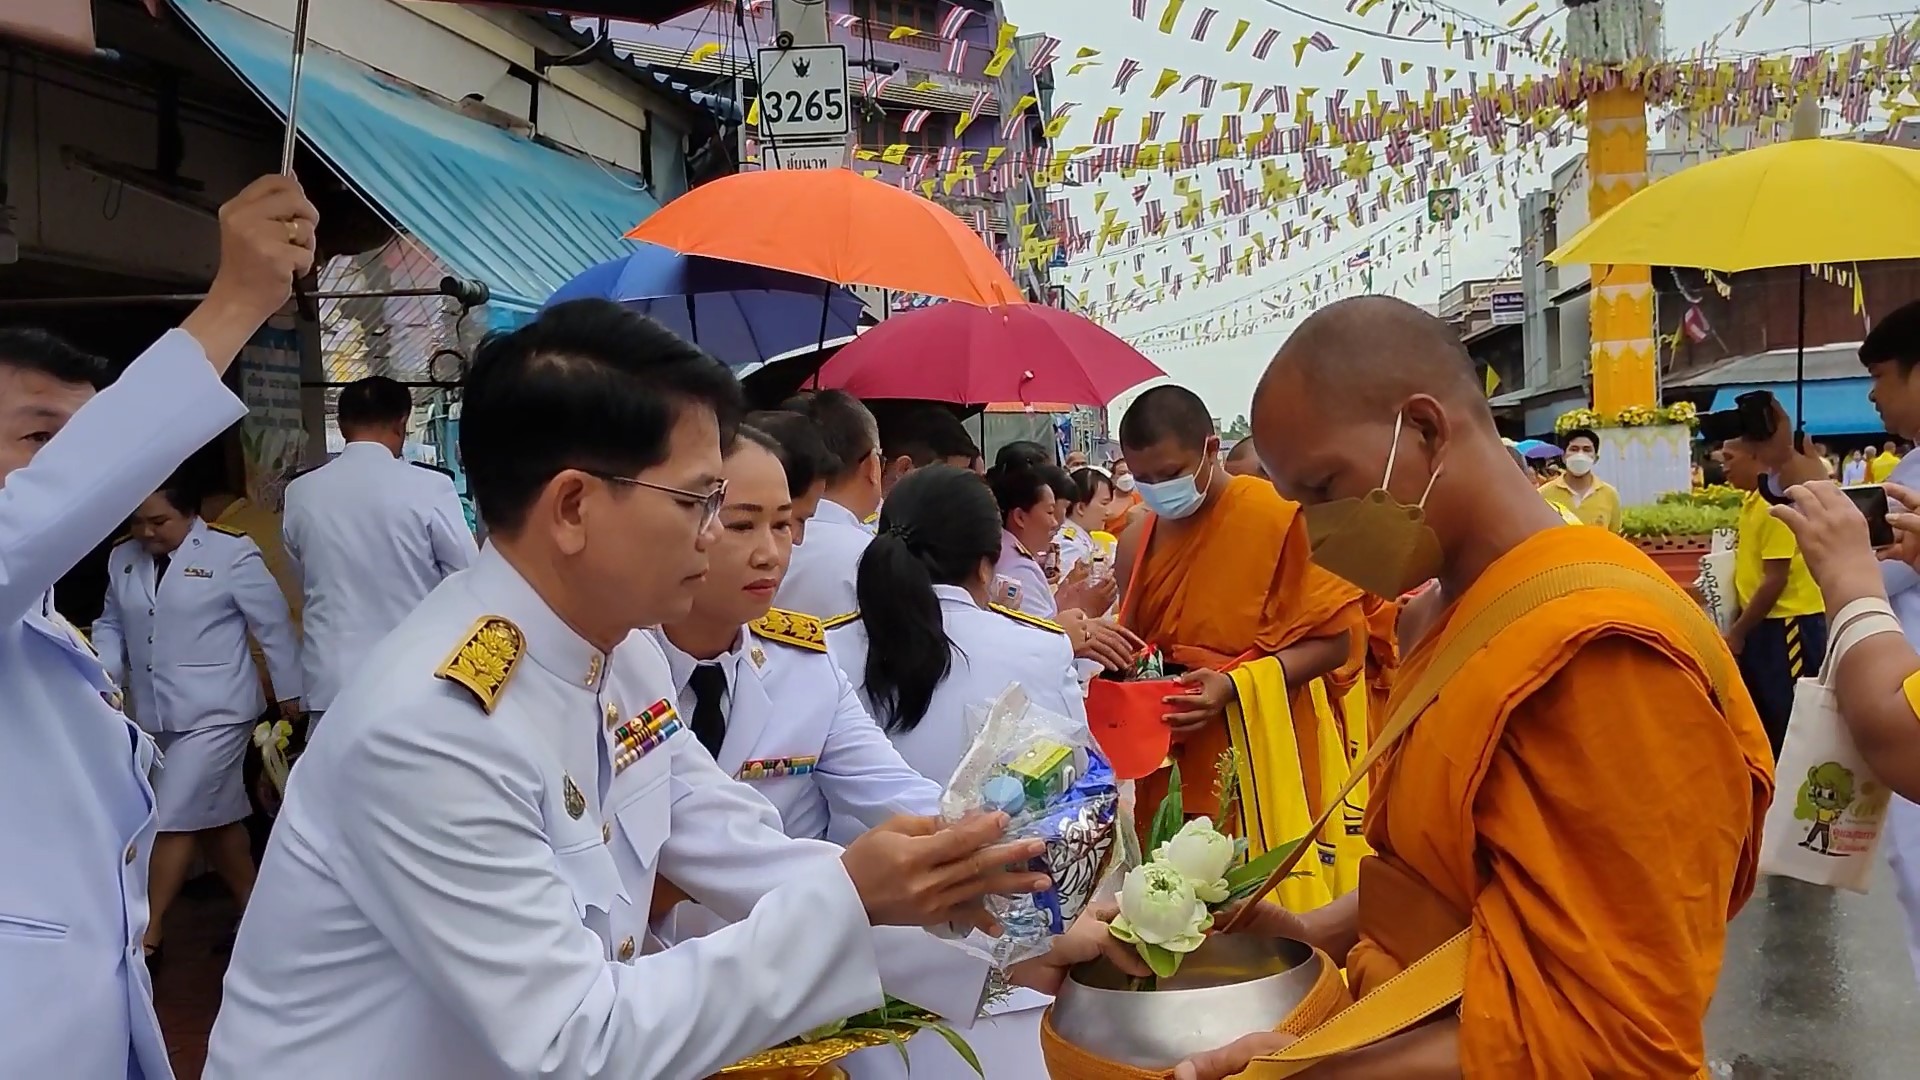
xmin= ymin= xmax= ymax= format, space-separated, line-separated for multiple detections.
xmin=829 ymin=465 xmax=1085 ymax=782
xmin=824 ymin=463 xmax=1086 ymax=1078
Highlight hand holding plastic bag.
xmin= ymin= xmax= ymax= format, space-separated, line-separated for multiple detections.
xmin=940 ymin=684 xmax=1120 ymax=969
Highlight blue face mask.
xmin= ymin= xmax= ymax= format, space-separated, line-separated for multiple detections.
xmin=1136 ymin=449 xmax=1217 ymax=520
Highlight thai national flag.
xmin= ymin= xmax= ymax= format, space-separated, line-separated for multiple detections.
xmin=938 ymin=2 xmax=975 ymax=39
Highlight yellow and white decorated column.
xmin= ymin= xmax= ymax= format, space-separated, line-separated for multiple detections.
xmin=1567 ymin=0 xmax=1664 ymax=414
xmin=1587 ymin=86 xmax=1656 ymax=414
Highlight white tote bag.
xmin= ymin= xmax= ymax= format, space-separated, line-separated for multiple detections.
xmin=1696 ymin=550 xmax=1737 ymax=633
xmin=1759 ymin=603 xmax=1899 ymax=892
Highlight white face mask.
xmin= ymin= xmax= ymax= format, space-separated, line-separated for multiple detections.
xmin=1565 ymin=453 xmax=1596 ymax=477
xmin=1113 ymin=474 xmax=1137 ymax=493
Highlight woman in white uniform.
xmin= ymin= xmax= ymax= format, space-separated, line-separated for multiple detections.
xmin=93 ymin=482 xmax=301 ymax=963
xmin=828 ymin=465 xmax=1089 ymax=1079
xmin=1056 ymin=467 xmax=1116 ymax=578
xmin=986 ymin=462 xmax=1062 ymax=620
xmin=650 ymin=426 xmax=942 ymax=844
xmin=647 ymin=432 xmax=1065 ymax=1080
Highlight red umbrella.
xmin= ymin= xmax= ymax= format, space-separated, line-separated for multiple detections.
xmin=816 ymin=304 xmax=1165 ymax=407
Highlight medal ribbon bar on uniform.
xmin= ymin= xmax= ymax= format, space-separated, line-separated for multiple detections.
xmin=611 ymin=698 xmax=681 ymax=774
xmin=737 ymin=755 xmax=818 ymax=781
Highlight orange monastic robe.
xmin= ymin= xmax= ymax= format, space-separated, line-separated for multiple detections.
xmin=1358 ymin=594 xmax=1399 ymax=737
xmin=1349 ymin=525 xmax=1774 ymax=1077
xmin=1121 ymin=476 xmax=1366 ymax=827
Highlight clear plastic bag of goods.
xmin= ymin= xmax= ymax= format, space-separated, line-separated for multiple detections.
xmin=940 ymin=683 xmax=1120 ymax=969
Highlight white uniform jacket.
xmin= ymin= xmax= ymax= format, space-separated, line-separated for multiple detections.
xmin=827 ymin=584 xmax=1088 ymax=789
xmin=775 ymin=498 xmax=874 ymax=619
xmin=826 ymin=584 xmax=1088 ymax=1068
xmin=94 ymin=519 xmax=301 ymax=731
xmin=994 ymin=530 xmax=1057 ymax=619
xmin=281 ymin=440 xmax=478 ymax=712
xmin=0 ymin=329 xmax=247 ymax=1080
xmin=618 ymin=627 xmax=995 ymax=1033
xmin=650 ymin=610 xmax=941 ymax=840
xmin=204 ymin=545 xmax=885 ymax=1080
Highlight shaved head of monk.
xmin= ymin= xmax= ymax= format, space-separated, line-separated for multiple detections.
xmin=1252 ymin=295 xmax=1563 ymax=594
xmin=1118 ymin=385 xmax=1223 ymax=519
xmin=1224 ymin=438 xmax=1266 ymax=478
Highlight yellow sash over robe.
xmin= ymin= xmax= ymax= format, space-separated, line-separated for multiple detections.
xmin=1350 ymin=526 xmax=1773 ymax=1076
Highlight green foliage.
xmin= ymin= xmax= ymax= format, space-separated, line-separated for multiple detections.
xmin=1223 ymin=839 xmax=1304 ymax=903
xmin=1619 ymin=503 xmax=1737 ymax=540
xmin=1147 ymin=764 xmax=1187 ymax=851
xmin=1657 ymin=484 xmax=1743 ymax=510
xmin=1138 ymin=941 xmax=1184 ymax=980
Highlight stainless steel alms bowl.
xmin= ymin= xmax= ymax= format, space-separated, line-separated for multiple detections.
xmin=1049 ymin=934 xmax=1319 ymax=1070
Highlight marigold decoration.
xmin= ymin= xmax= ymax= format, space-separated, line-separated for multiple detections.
xmin=1554 ymin=408 xmax=1603 ymax=435
xmin=1553 ymin=404 xmax=1700 ymax=434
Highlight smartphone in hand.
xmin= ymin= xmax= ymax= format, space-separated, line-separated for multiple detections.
xmin=1841 ymin=484 xmax=1897 ymax=549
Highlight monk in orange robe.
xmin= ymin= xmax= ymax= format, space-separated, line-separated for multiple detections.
xmin=1112 ymin=386 xmax=1365 ymax=857
xmin=1173 ymin=296 xmax=1774 ymax=1080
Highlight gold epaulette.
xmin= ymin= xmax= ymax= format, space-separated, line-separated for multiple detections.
xmin=206 ymin=522 xmax=246 ymax=537
xmin=820 ymin=610 xmax=862 ymax=631
xmin=109 ymin=532 xmax=133 ymax=547
xmin=752 ymin=608 xmax=827 ymax=652
xmin=989 ymin=603 xmax=1067 ymax=635
xmin=435 ymin=616 xmax=524 ymax=713
xmin=862 ymin=511 xmax=880 ymax=526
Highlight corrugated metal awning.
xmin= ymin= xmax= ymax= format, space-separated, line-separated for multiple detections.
xmin=175 ymin=0 xmax=660 ymax=318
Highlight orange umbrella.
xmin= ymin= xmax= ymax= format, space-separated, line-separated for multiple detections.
xmin=626 ymin=169 xmax=1022 ymax=307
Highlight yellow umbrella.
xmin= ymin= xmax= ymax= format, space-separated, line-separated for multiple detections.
xmin=1547 ymin=137 xmax=1920 ymax=271
xmin=1548 ymin=136 xmax=1920 ymax=439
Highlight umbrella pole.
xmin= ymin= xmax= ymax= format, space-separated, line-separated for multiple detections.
xmin=1795 ymin=264 xmax=1807 ymax=451
xmin=686 ymin=294 xmax=699 ymax=345
xmin=279 ymin=0 xmax=314 ymax=175
xmin=811 ymin=281 xmax=831 ymax=390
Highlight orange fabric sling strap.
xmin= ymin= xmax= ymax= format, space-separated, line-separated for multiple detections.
xmin=1212 ymin=560 xmax=1737 ymax=1078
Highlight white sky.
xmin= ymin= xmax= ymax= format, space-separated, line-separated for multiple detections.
xmin=998 ymin=0 xmax=1915 ymax=423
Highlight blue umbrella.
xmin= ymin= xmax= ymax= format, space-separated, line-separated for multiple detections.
xmin=1517 ymin=439 xmax=1563 ymax=461
xmin=545 ymin=244 xmax=867 ymax=373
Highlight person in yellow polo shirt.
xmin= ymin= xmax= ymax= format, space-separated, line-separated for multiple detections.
xmin=1539 ymin=427 xmax=1623 ymax=531
xmin=1719 ymin=440 xmax=1827 ymax=757
xmin=1508 ymin=442 xmax=1583 ymax=524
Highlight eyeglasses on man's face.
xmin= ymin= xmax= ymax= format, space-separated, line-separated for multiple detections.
xmin=588 ymin=471 xmax=728 ymax=533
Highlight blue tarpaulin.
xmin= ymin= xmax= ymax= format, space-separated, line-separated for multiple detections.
xmin=1707 ymin=377 xmax=1883 ymax=437
xmin=173 ymin=0 xmax=659 ymax=323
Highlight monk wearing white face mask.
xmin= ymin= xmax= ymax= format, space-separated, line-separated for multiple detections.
xmin=1540 ymin=426 xmax=1623 ymax=532
xmin=1110 ymin=387 xmax=1369 ymax=902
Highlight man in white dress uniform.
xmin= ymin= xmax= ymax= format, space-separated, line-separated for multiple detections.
xmin=0 ymin=175 xmax=319 ymax=1080
xmin=206 ymin=302 xmax=1080 ymax=1080
xmin=776 ymin=390 xmax=882 ymax=619
xmin=95 ymin=484 xmax=301 ymax=961
xmin=282 ymin=374 xmax=478 ymax=724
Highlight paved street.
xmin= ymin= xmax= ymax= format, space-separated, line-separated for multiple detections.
xmin=155 ymin=865 xmax=1920 ymax=1079
xmin=1707 ymin=867 xmax=1920 ymax=1079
